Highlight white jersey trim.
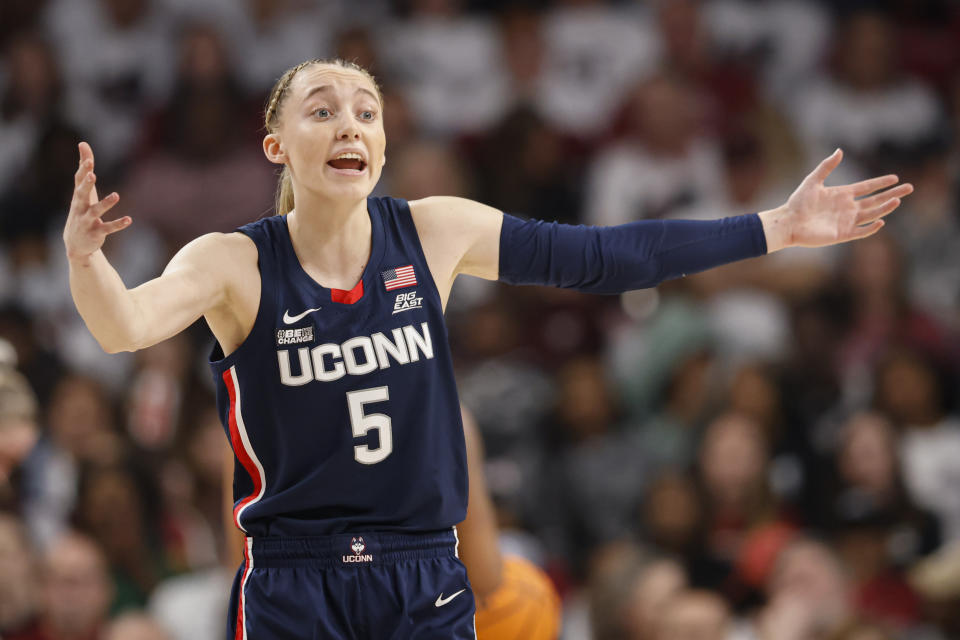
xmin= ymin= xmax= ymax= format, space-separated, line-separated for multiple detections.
xmin=230 ymin=365 xmax=267 ymax=532
xmin=240 ymin=537 xmax=253 ymax=640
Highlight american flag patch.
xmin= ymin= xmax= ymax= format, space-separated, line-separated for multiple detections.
xmin=381 ymin=265 xmax=417 ymax=291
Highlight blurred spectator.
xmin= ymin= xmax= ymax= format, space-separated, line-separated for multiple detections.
xmin=909 ymin=542 xmax=960 ymax=638
xmin=0 ymin=304 xmax=66 ymax=406
xmin=874 ymin=349 xmax=960 ymax=543
xmin=497 ymin=8 xmax=544 ymax=108
xmin=0 ymin=514 xmax=39 ymax=636
xmin=831 ymin=514 xmax=922 ymax=630
xmin=829 ymin=622 xmax=894 ymax=640
xmin=641 ymin=472 xmax=733 ymax=593
xmin=21 ymin=374 xmax=120 ymax=549
xmin=157 ymin=394 xmax=231 ymax=575
xmin=790 ymin=9 xmax=942 ymax=182
xmin=148 ymin=564 xmax=231 ymax=640
xmin=889 ymin=141 xmax=960 ymax=327
xmin=704 ymin=0 xmax=831 ymax=104
xmin=164 ymin=403 xmax=228 ymax=569
xmin=585 ymin=72 xmax=724 ymax=226
xmin=44 ymin=0 xmax=177 ymax=168
xmin=379 ymin=0 xmax=509 ymax=136
xmin=587 ymin=550 xmax=687 ymax=640
xmin=634 ymin=349 xmax=716 ymax=473
xmin=9 ymin=531 xmax=113 ymax=640
xmin=830 ymin=412 xmax=941 ymax=562
xmin=119 ymin=24 xmax=275 ymax=250
xmin=888 ymin=0 xmax=960 ymax=94
xmin=0 ymin=120 xmax=82 ymax=264
xmin=378 ymin=87 xmax=418 ymax=162
xmin=643 ymin=474 xmax=701 ymax=555
xmin=737 ymin=538 xmax=856 ymax=640
xmin=455 ymin=297 xmax=554 ymax=455
xmin=724 ymin=362 xmax=812 ymax=505
xmin=547 ymin=356 xmax=647 ymax=571
xmin=837 ymin=233 xmax=958 ymax=407
xmin=535 ymin=0 xmax=660 ymax=138
xmin=725 ymin=362 xmax=783 ymax=442
xmin=0 ymin=32 xmax=69 ymax=196
xmin=0 ymin=360 xmax=39 ymax=512
xmin=222 ymin=0 xmax=336 ymax=97
xmin=654 ymin=589 xmax=730 ymax=640
xmin=156 ymin=455 xmax=218 ymax=574
xmin=334 ymin=26 xmax=380 ymax=79
xmin=386 ymin=139 xmax=471 ymax=202
xmin=696 ymin=412 xmax=781 ymax=600
xmin=472 ymin=106 xmax=582 ymax=224
xmin=653 ymin=0 xmax=759 ymax=131
xmin=124 ymin=334 xmax=191 ymax=452
xmin=828 ymin=408 xmax=929 ymax=632
xmin=102 ymin=612 xmax=172 ymax=640
xmin=74 ymin=464 xmax=172 ymax=612
xmin=607 ymin=295 xmax=715 ymax=423
xmin=511 ymin=284 xmax=611 ymax=368
xmin=778 ymin=290 xmax=846 ymax=441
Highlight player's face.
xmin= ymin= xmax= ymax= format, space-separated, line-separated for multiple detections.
xmin=275 ymin=65 xmax=386 ymax=203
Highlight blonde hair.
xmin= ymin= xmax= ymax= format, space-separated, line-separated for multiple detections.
xmin=264 ymin=58 xmax=383 ymax=216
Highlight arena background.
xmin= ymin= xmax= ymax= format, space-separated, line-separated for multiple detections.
xmin=1 ymin=0 xmax=959 ymax=638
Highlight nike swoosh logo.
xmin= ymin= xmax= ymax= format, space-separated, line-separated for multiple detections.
xmin=435 ymin=589 xmax=466 ymax=608
xmin=283 ymin=307 xmax=322 ymax=324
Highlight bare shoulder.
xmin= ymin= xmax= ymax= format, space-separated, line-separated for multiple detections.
xmin=408 ymin=196 xmax=502 ymax=229
xmin=162 ymin=232 xmax=259 ymax=297
xmin=168 ymin=231 xmax=257 ymax=272
xmin=408 ymin=196 xmax=503 ymax=285
xmin=169 ymin=231 xmax=260 ymax=353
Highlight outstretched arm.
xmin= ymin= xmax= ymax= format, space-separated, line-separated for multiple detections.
xmin=65 ymin=143 xmax=249 ymax=353
xmin=410 ymin=149 xmax=912 ymax=299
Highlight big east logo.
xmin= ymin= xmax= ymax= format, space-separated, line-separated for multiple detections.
xmin=393 ymin=291 xmax=423 ymax=314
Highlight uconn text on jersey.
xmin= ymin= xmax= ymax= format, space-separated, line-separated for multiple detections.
xmin=277 ymin=321 xmax=435 ymax=386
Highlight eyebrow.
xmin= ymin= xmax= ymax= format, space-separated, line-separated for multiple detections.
xmin=303 ymin=85 xmax=380 ymax=104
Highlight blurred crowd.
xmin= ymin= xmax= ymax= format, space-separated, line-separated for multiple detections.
xmin=1 ymin=0 xmax=960 ymax=638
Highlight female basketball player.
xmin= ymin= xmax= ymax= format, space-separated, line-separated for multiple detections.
xmin=64 ymin=59 xmax=912 ymax=639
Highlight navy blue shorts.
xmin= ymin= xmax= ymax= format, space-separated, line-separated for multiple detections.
xmin=227 ymin=529 xmax=476 ymax=639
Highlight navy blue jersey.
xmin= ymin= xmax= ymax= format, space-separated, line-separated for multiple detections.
xmin=209 ymin=196 xmax=467 ymax=537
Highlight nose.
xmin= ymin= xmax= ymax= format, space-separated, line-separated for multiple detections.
xmin=336 ymin=114 xmax=360 ymax=140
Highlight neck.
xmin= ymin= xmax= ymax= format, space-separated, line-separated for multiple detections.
xmin=286 ymin=187 xmax=371 ymax=289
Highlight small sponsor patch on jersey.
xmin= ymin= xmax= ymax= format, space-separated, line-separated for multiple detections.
xmin=276 ymin=326 xmax=315 ymax=346
xmin=343 ymin=536 xmax=373 ymax=563
xmin=382 ymin=265 xmax=417 ymax=291
xmin=392 ymin=291 xmax=423 ymax=314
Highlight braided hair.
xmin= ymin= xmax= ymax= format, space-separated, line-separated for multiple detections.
xmin=265 ymin=59 xmax=383 ymax=216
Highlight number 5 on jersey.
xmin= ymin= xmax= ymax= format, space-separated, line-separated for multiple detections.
xmin=347 ymin=387 xmax=393 ymax=464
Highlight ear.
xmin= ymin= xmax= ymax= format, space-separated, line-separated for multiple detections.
xmin=263 ymin=133 xmax=286 ymax=165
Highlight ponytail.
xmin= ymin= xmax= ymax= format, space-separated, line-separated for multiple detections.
xmin=276 ymin=165 xmax=295 ymax=216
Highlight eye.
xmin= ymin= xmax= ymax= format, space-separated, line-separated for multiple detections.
xmin=313 ymin=107 xmax=331 ymax=118
xmin=359 ymin=110 xmax=375 ymax=121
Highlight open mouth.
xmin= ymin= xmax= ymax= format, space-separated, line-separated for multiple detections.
xmin=327 ymin=153 xmax=367 ymax=173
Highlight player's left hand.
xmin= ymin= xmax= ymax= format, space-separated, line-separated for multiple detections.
xmin=759 ymin=148 xmax=913 ymax=252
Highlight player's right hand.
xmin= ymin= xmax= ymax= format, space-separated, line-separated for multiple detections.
xmin=63 ymin=142 xmax=132 ymax=263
